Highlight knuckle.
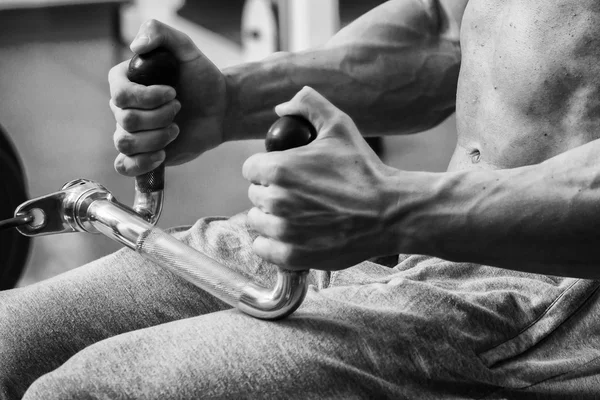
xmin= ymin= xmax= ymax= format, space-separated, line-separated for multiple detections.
xmin=144 ymin=19 xmax=160 ymax=31
xmin=112 ymin=88 xmax=131 ymax=108
xmin=181 ymin=32 xmax=197 ymax=50
xmin=171 ymin=101 xmax=181 ymax=119
xmin=279 ymin=244 xmax=302 ymax=267
xmin=161 ymin=126 xmax=176 ymax=146
xmin=120 ymin=111 xmax=139 ymax=131
xmin=135 ymin=157 xmax=151 ymax=173
xmin=329 ymin=113 xmax=351 ymax=130
xmin=140 ymin=152 xmax=163 ymax=172
xmin=266 ymin=160 xmax=286 ymax=184
xmin=114 ymin=134 xmax=134 ymax=155
xmin=246 ymin=207 xmax=260 ymax=227
xmin=247 ymin=186 xmax=256 ymax=205
xmin=273 ymin=219 xmax=292 ymax=241
xmin=338 ymin=112 xmax=352 ymax=125
xmin=249 ymin=189 xmax=264 ymax=212
xmin=263 ymin=195 xmax=278 ymax=214
xmin=114 ymin=156 xmax=126 ymax=175
xmin=296 ymin=86 xmax=315 ymax=103
xmin=242 ymin=156 xmax=258 ymax=182
xmin=265 ymin=191 xmax=287 ymax=216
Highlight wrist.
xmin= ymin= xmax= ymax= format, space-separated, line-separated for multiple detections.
xmin=221 ymin=51 xmax=296 ymax=143
xmin=381 ymin=167 xmax=453 ymax=257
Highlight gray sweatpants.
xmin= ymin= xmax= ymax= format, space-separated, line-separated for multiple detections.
xmin=2 ymin=212 xmax=600 ymax=399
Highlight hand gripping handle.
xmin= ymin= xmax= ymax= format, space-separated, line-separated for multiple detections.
xmin=124 ymin=47 xmax=318 ymax=319
xmin=126 ymin=48 xmax=179 ymax=223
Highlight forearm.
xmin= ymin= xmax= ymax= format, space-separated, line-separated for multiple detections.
xmin=391 ymin=139 xmax=600 ymax=278
xmin=222 ymin=0 xmax=462 ymax=142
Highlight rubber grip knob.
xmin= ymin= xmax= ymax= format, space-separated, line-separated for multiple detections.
xmin=126 ymin=48 xmax=180 ymax=192
xmin=265 ymin=115 xmax=316 ymax=152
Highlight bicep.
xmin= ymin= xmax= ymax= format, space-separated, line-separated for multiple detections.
xmin=326 ymin=0 xmax=469 ymax=48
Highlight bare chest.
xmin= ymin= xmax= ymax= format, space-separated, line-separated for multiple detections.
xmin=451 ymin=0 xmax=600 ymax=171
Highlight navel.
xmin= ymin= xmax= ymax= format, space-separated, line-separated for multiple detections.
xmin=469 ymin=149 xmax=481 ymax=164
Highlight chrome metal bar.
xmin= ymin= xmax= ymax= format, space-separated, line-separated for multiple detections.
xmin=86 ymin=197 xmax=308 ymax=320
xmin=132 ymin=190 xmax=163 ymax=225
xmin=87 ymin=199 xmax=152 ymax=249
xmin=15 ymin=180 xmax=308 ymax=320
xmin=137 ymin=229 xmax=309 ymax=320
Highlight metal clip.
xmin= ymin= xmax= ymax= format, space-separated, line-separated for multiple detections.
xmin=14 ymin=179 xmax=114 ymax=237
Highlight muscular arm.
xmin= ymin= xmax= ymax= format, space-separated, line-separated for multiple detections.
xmin=222 ymin=0 xmax=467 ymax=142
xmin=392 ymin=138 xmax=600 ymax=278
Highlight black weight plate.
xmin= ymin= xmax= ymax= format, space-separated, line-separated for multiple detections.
xmin=0 ymin=124 xmax=31 ymax=290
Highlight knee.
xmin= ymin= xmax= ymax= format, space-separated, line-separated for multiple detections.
xmin=22 ymin=339 xmax=133 ymax=400
xmin=23 ymin=371 xmax=87 ymax=400
xmin=21 ymin=347 xmax=105 ymax=400
xmin=0 ymin=288 xmax=75 ymax=399
xmin=0 ymin=296 xmax=43 ymax=399
xmin=21 ymin=372 xmax=82 ymax=400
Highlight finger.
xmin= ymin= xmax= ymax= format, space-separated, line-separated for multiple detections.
xmin=113 ymin=123 xmax=179 ymax=156
xmin=110 ymin=99 xmax=181 ymax=133
xmin=274 ymin=86 xmax=344 ymax=134
xmin=248 ymin=184 xmax=296 ymax=216
xmin=252 ymin=236 xmax=294 ymax=268
xmin=247 ymin=207 xmax=291 ymax=240
xmin=130 ymin=19 xmax=201 ymax=63
xmin=252 ymin=236 xmax=312 ymax=271
xmin=114 ymin=150 xmax=165 ymax=177
xmin=242 ymin=153 xmax=286 ymax=186
xmin=247 ymin=184 xmax=267 ymax=211
xmin=109 ymin=61 xmax=177 ymax=110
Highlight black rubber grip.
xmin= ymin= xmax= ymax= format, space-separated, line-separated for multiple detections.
xmin=265 ymin=115 xmax=316 ymax=152
xmin=134 ymin=163 xmax=165 ymax=194
xmin=127 ymin=48 xmax=179 ymax=192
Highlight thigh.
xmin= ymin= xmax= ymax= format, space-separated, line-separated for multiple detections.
xmin=26 ymin=257 xmax=598 ymax=399
xmin=22 ymin=294 xmax=412 ymax=399
xmin=22 ymin=278 xmax=502 ymax=400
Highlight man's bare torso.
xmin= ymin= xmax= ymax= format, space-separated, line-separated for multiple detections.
xmin=449 ymin=0 xmax=600 ymax=171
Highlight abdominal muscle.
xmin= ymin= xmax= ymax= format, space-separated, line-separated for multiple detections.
xmin=448 ymin=0 xmax=600 ymax=172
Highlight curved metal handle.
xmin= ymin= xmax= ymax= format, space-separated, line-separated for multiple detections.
xmin=127 ymin=48 xmax=179 ymax=223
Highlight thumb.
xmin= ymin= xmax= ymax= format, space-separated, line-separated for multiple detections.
xmin=130 ymin=19 xmax=201 ymax=62
xmin=274 ymin=86 xmax=343 ymax=134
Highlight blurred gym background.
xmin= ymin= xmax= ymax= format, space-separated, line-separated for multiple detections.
xmin=0 ymin=0 xmax=456 ymax=287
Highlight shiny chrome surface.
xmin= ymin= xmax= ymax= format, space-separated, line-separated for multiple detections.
xmin=133 ymin=190 xmax=163 ymax=225
xmin=15 ymin=179 xmax=109 ymax=236
xmin=137 ymin=228 xmax=309 ymax=320
xmin=133 ymin=162 xmax=165 ymax=225
xmin=87 ymin=200 xmax=153 ymax=249
xmin=240 ymin=269 xmax=309 ymax=319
